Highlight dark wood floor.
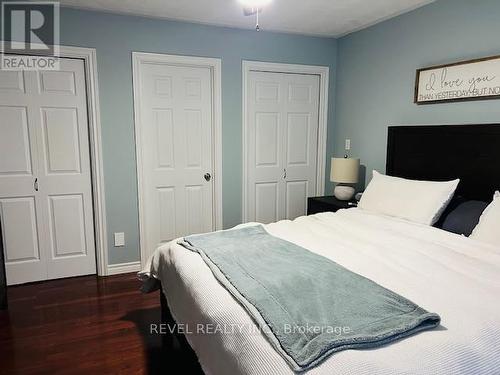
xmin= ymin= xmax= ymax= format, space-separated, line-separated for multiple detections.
xmin=0 ymin=273 xmax=202 ymax=374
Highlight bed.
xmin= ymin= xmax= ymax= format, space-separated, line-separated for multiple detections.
xmin=141 ymin=124 xmax=500 ymax=374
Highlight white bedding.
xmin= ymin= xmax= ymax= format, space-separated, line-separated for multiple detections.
xmin=141 ymin=208 xmax=500 ymax=375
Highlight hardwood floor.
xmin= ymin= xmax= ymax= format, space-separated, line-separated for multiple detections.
xmin=0 ymin=273 xmax=202 ymax=374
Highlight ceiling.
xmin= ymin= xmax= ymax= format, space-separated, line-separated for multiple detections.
xmin=58 ymin=0 xmax=436 ymax=37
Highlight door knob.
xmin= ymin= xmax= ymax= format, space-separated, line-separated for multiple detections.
xmin=204 ymin=173 xmax=211 ymax=182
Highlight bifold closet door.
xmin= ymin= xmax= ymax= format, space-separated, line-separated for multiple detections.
xmin=0 ymin=57 xmax=96 ymax=285
xmin=246 ymin=71 xmax=320 ymax=224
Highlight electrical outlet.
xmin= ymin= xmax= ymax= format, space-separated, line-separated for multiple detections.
xmin=345 ymin=139 xmax=351 ymax=151
xmin=114 ymin=232 xmax=125 ymax=247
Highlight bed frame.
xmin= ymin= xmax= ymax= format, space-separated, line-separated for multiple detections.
xmin=159 ymin=287 xmax=202 ymax=371
xmin=160 ymin=123 xmax=500 ymax=369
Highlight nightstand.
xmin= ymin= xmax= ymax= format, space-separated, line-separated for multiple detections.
xmin=307 ymin=196 xmax=357 ymax=215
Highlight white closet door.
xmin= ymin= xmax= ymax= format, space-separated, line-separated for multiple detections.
xmin=0 ymin=70 xmax=46 ymax=284
xmin=282 ymin=73 xmax=319 ymax=220
xmin=0 ymin=58 xmax=96 ymax=285
xmin=246 ymin=71 xmax=319 ymax=223
xmin=247 ymin=71 xmax=285 ymax=224
xmin=136 ymin=61 xmax=214 ymax=259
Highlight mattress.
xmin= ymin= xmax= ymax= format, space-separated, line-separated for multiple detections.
xmin=141 ymin=208 xmax=500 ymax=374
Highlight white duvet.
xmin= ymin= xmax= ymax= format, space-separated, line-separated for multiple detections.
xmin=141 ymin=208 xmax=500 ymax=375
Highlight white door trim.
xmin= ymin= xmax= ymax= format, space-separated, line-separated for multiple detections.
xmin=242 ymin=60 xmax=329 ymax=223
xmin=132 ymin=52 xmax=223 ymax=268
xmin=0 ymin=43 xmax=108 ymax=276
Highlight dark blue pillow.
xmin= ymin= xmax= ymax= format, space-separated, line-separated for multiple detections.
xmin=441 ymin=200 xmax=489 ymax=236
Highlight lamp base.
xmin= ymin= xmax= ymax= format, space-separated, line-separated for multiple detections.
xmin=334 ymin=185 xmax=355 ymax=201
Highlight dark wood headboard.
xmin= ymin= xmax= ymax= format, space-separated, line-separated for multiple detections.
xmin=386 ymin=124 xmax=500 ymax=202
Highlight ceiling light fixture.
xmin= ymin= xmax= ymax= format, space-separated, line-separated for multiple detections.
xmin=238 ymin=0 xmax=272 ymax=7
xmin=239 ymin=0 xmax=272 ymax=31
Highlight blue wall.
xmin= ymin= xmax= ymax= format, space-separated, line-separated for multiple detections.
xmin=55 ymin=8 xmax=338 ymax=264
xmin=8 ymin=0 xmax=498 ymax=266
xmin=335 ymin=0 xmax=500 ymax=187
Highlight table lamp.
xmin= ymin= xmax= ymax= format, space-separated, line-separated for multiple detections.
xmin=330 ymin=157 xmax=360 ymax=200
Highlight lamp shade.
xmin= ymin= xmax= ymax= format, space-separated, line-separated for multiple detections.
xmin=330 ymin=157 xmax=360 ymax=184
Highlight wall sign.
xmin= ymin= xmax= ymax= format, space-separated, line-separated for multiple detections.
xmin=415 ymin=55 xmax=500 ymax=104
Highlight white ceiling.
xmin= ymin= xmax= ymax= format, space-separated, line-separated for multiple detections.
xmin=59 ymin=0 xmax=435 ymax=37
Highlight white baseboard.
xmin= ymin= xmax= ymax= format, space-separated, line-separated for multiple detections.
xmin=106 ymin=261 xmax=141 ymax=276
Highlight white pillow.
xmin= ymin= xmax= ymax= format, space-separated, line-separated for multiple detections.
xmin=358 ymin=171 xmax=459 ymax=225
xmin=470 ymin=192 xmax=500 ymax=246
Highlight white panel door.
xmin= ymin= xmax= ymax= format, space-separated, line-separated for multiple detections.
xmin=247 ymin=71 xmax=319 ymax=223
xmin=136 ymin=61 xmax=214 ymax=259
xmin=0 ymin=58 xmax=96 ymax=285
